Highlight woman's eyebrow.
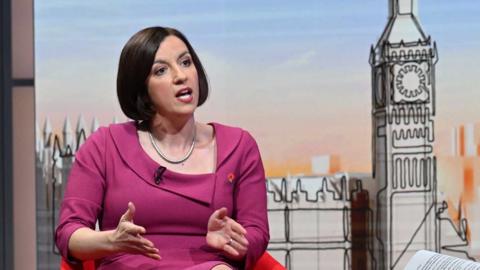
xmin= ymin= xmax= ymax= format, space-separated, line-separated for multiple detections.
xmin=152 ymin=51 xmax=190 ymax=65
xmin=152 ymin=59 xmax=168 ymax=65
xmin=177 ymin=51 xmax=190 ymax=59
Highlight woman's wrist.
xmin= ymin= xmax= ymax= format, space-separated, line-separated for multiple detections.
xmin=68 ymin=228 xmax=117 ymax=260
xmin=103 ymin=230 xmax=119 ymax=254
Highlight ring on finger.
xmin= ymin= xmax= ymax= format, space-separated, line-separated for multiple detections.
xmin=228 ymin=238 xmax=234 ymax=245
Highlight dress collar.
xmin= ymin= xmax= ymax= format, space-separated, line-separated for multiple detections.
xmin=108 ymin=121 xmax=242 ymax=205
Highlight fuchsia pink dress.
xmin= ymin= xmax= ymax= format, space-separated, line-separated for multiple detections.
xmin=55 ymin=122 xmax=269 ymax=270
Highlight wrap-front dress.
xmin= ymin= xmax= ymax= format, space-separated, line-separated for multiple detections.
xmin=55 ymin=121 xmax=269 ymax=270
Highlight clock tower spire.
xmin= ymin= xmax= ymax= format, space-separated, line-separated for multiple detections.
xmin=378 ymin=0 xmax=426 ymax=46
xmin=370 ymin=0 xmax=438 ymax=268
xmin=389 ymin=0 xmax=418 ymax=17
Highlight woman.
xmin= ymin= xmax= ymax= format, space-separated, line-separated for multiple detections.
xmin=55 ymin=27 xmax=269 ymax=270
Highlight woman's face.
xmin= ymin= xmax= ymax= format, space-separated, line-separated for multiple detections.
xmin=146 ymin=35 xmax=199 ymax=118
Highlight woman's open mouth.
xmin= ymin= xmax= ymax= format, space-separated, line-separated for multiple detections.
xmin=175 ymin=87 xmax=193 ymax=103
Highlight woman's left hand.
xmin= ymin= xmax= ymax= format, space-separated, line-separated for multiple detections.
xmin=206 ymin=207 xmax=249 ymax=260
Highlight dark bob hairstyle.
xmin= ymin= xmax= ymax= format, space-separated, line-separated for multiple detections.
xmin=117 ymin=26 xmax=209 ymax=122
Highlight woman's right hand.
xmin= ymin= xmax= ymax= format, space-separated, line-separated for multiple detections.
xmin=108 ymin=202 xmax=161 ymax=260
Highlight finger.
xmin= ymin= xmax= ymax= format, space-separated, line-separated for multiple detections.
xmin=121 ymin=202 xmax=136 ymax=222
xmin=127 ymin=234 xmax=155 ymax=248
xmin=124 ymin=234 xmax=151 ymax=247
xmin=228 ymin=239 xmax=248 ymax=254
xmin=128 ymin=245 xmax=161 ymax=260
xmin=133 ymin=244 xmax=159 ymax=254
xmin=228 ymin=218 xmax=247 ymax=235
xmin=141 ymin=245 xmax=160 ymax=255
xmin=145 ymin=252 xmax=162 ymax=260
xmin=139 ymin=237 xmax=155 ymax=248
xmin=142 ymin=245 xmax=161 ymax=260
xmin=230 ymin=231 xmax=249 ymax=247
xmin=122 ymin=222 xmax=146 ymax=235
xmin=215 ymin=207 xmax=228 ymax=220
xmin=225 ymin=234 xmax=247 ymax=250
xmin=124 ymin=237 xmax=158 ymax=253
xmin=223 ymin=242 xmax=240 ymax=257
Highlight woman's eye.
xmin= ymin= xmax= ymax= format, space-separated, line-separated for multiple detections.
xmin=181 ymin=58 xmax=192 ymax=67
xmin=154 ymin=67 xmax=167 ymax=76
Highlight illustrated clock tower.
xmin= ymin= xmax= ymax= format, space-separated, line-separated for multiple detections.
xmin=369 ymin=0 xmax=438 ymax=268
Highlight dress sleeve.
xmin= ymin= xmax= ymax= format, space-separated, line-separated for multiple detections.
xmin=234 ymin=131 xmax=270 ymax=270
xmin=55 ymin=127 xmax=107 ymax=263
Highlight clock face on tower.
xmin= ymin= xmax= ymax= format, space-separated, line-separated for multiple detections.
xmin=393 ymin=62 xmax=430 ymax=103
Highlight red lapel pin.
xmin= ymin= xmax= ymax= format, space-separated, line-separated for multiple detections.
xmin=227 ymin=173 xmax=235 ymax=183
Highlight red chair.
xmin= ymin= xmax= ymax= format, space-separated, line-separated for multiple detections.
xmin=252 ymin=252 xmax=285 ymax=270
xmin=61 ymin=259 xmax=95 ymax=270
xmin=60 ymin=252 xmax=285 ymax=270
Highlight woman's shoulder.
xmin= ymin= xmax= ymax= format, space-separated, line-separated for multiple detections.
xmin=209 ymin=122 xmax=259 ymax=151
xmin=106 ymin=120 xmax=136 ymax=132
xmin=209 ymin=122 xmax=247 ymax=136
xmin=78 ymin=121 xmax=135 ymax=149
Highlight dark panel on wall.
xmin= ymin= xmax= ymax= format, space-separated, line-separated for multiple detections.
xmin=0 ymin=0 xmax=14 ymax=269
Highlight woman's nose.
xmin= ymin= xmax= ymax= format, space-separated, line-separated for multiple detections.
xmin=173 ymin=67 xmax=187 ymax=84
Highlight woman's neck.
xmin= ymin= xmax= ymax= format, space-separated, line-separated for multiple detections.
xmin=149 ymin=114 xmax=196 ymax=152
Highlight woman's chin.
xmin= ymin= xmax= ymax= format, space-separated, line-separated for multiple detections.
xmin=170 ymin=107 xmax=197 ymax=119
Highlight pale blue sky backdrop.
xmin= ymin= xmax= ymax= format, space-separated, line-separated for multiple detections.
xmin=35 ymin=0 xmax=480 ymax=174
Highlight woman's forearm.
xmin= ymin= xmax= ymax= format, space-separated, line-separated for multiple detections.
xmin=68 ymin=227 xmax=117 ymax=261
xmin=66 ymin=203 xmax=160 ymax=262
